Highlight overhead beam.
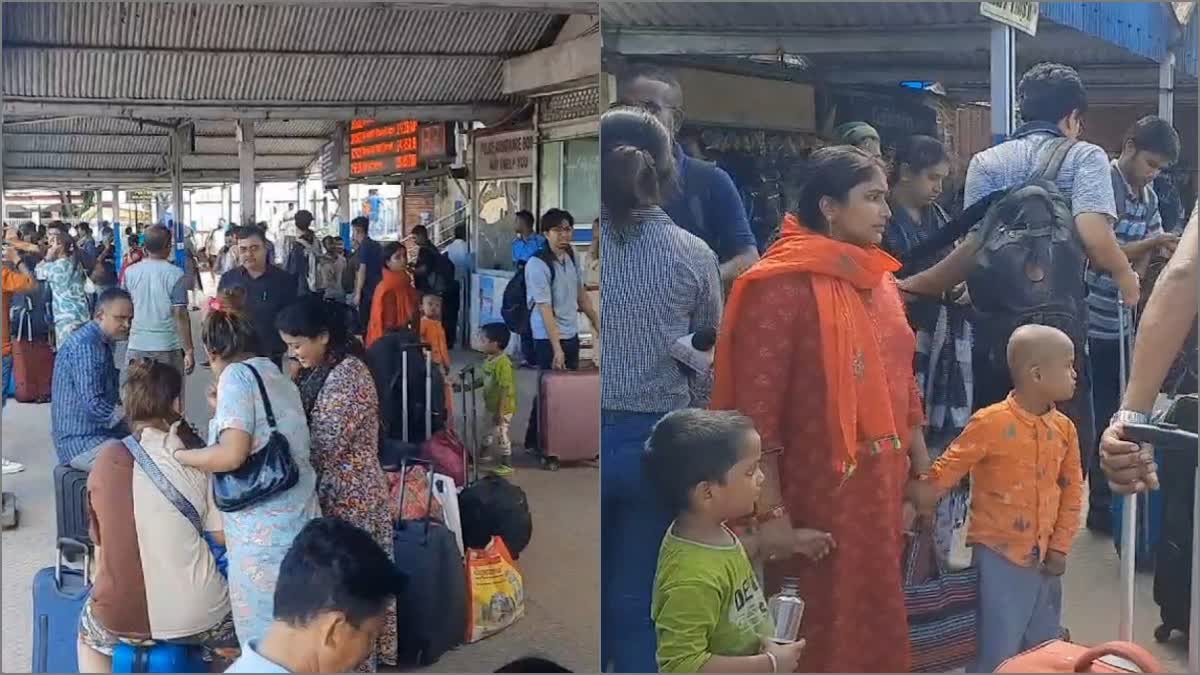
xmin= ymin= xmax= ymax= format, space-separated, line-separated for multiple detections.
xmin=2 ymin=100 xmax=515 ymax=123
xmin=602 ymin=24 xmax=1113 ymax=57
xmin=503 ymin=31 xmax=601 ymax=95
xmin=68 ymin=0 xmax=596 ymax=11
xmin=4 ymin=169 xmax=307 ymax=185
xmin=3 ymin=45 xmax=521 ymax=59
xmin=815 ymin=64 xmax=1190 ymax=87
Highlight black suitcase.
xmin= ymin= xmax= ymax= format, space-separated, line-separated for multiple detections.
xmin=392 ymin=458 xmax=466 ymax=666
xmin=32 ymin=538 xmax=91 ymax=673
xmin=1153 ymin=394 xmax=1198 ymax=643
xmin=54 ymin=464 xmax=93 ymax=555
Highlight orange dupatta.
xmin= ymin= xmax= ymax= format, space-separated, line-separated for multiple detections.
xmin=366 ymin=268 xmax=419 ymax=347
xmin=711 ymin=214 xmax=904 ymax=479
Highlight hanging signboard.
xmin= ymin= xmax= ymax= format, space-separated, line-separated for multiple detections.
xmin=473 ymin=128 xmax=535 ymax=180
xmin=348 ymin=120 xmax=454 ymax=178
xmin=980 ymin=2 xmax=1039 ymax=37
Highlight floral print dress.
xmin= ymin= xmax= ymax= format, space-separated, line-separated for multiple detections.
xmin=208 ymin=357 xmax=320 ymax=649
xmin=305 ymin=356 xmax=397 ymax=670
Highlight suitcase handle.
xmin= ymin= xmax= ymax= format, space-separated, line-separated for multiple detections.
xmin=1073 ymin=642 xmax=1163 ymax=673
xmin=55 ymin=537 xmax=91 ymax=595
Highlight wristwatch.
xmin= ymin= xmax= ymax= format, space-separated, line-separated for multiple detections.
xmin=1111 ymin=410 xmax=1150 ymax=426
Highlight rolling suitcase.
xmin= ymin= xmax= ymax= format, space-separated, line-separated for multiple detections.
xmin=32 ymin=538 xmax=91 ymax=673
xmin=12 ymin=309 xmax=54 ymax=403
xmin=54 ymin=464 xmax=93 ymax=553
xmin=379 ymin=346 xmax=434 ymax=471
xmin=534 ymin=369 xmax=600 ymax=470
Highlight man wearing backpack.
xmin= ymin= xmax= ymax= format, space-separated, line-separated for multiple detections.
xmin=1084 ymin=116 xmax=1181 ymax=532
xmin=284 ymin=210 xmax=320 ymax=296
xmin=900 ymin=62 xmax=1140 ymax=476
xmin=617 ymin=63 xmax=759 ymax=285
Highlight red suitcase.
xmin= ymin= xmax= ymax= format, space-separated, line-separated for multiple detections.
xmin=12 ymin=335 xmax=54 ymax=403
xmin=536 ymin=369 xmax=599 ymax=470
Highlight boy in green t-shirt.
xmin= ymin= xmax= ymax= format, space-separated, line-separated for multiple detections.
xmin=645 ymin=409 xmax=808 ymax=673
xmin=476 ymin=322 xmax=518 ymax=476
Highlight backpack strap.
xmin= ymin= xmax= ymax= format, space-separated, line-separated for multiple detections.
xmin=1035 ymin=137 xmax=1077 ymax=184
xmin=122 ymin=434 xmax=205 ymax=536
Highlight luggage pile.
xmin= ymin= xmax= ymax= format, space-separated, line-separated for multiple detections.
xmin=368 ymin=332 xmax=534 ymax=667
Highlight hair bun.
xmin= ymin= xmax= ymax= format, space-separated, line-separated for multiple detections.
xmin=216 ymin=287 xmax=248 ymax=315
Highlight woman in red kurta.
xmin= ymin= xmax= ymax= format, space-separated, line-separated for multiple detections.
xmin=365 ymin=242 xmax=419 ymax=348
xmin=712 ymin=146 xmax=929 ymax=673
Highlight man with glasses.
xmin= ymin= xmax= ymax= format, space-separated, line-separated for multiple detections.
xmin=524 ymin=209 xmax=600 ymax=453
xmin=218 ymin=226 xmax=297 ymax=367
xmin=616 ymin=64 xmax=759 ymax=286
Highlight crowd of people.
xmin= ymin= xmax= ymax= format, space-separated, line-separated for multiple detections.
xmin=0 ymin=199 xmax=590 ymax=671
xmin=600 ymin=59 xmax=1196 ymax=673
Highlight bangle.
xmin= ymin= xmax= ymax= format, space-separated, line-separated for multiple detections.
xmin=764 ymin=650 xmax=778 ymax=673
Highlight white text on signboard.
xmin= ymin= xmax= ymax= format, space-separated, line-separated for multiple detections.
xmin=980 ymin=2 xmax=1039 ymax=37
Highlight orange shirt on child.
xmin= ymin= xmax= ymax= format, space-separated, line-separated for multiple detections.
xmin=928 ymin=393 xmax=1083 ymax=567
xmin=420 ymin=316 xmax=454 ymax=418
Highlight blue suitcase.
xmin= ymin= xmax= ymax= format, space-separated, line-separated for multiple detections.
xmin=32 ymin=539 xmax=91 ymax=673
xmin=112 ymin=642 xmax=207 ymax=673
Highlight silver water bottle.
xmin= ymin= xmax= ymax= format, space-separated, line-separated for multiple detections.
xmin=768 ymin=578 xmax=805 ymax=643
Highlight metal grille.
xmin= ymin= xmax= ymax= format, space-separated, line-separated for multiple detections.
xmin=539 ymin=86 xmax=600 ymax=124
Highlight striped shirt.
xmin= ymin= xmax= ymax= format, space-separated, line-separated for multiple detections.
xmin=1086 ymin=162 xmax=1162 ymax=340
xmin=600 ymin=206 xmax=722 ymax=413
xmin=51 ymin=321 xmax=127 ymax=464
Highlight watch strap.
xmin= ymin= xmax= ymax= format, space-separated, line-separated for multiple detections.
xmin=1111 ymin=410 xmax=1150 ymax=425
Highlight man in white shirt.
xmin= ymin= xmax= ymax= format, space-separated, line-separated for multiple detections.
xmin=443 ymin=224 xmax=473 ymax=347
xmin=123 ymin=225 xmax=195 ymax=380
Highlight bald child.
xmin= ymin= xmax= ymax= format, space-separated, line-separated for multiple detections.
xmin=910 ymin=324 xmax=1083 ymax=672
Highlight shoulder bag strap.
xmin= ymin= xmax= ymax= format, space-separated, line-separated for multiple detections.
xmin=121 ymin=435 xmax=205 ymax=537
xmin=1035 ymin=137 xmax=1078 ymax=184
xmin=241 ymin=363 xmax=278 ymax=431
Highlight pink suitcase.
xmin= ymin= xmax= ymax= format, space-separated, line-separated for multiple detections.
xmin=537 ymin=369 xmax=600 ymax=469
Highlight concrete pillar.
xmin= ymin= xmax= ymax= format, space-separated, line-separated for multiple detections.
xmin=335 ymin=122 xmax=352 ymax=248
xmin=237 ymin=120 xmax=256 ymax=225
xmin=989 ymin=24 xmax=1016 ymax=145
xmin=1159 ymin=51 xmax=1175 ymax=124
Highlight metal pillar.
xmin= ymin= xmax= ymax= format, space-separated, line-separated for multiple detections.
xmin=989 ymin=24 xmax=1017 ymax=145
xmin=170 ymin=126 xmax=186 ymax=270
xmin=111 ymin=186 xmax=120 ymax=228
xmin=335 ymin=122 xmax=352 ymax=248
xmin=1159 ymin=50 xmax=1175 ymax=124
xmin=222 ymin=184 xmax=232 ymax=225
xmin=237 ymin=120 xmax=256 ymax=226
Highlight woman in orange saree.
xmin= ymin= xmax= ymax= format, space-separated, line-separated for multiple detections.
xmin=712 ymin=146 xmax=930 ymax=673
xmin=365 ymin=242 xmax=419 ymax=348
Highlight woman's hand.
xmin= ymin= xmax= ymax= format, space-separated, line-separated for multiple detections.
xmin=794 ymin=529 xmax=835 ymax=561
xmin=757 ymin=516 xmax=798 ymax=562
xmin=901 ymin=501 xmax=918 ymax=535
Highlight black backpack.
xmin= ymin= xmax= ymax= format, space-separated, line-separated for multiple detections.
xmin=967 ymin=137 xmax=1088 ymax=352
xmin=501 ymin=254 xmax=560 ymax=335
xmin=10 ymin=279 xmax=53 ymax=342
xmin=458 ymin=475 xmax=533 ymax=558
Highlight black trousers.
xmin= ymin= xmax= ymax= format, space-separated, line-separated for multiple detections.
xmin=525 ymin=336 xmax=581 ymax=452
xmin=1088 ymin=337 xmax=1122 ymax=517
xmin=441 ymin=280 xmax=461 ymax=349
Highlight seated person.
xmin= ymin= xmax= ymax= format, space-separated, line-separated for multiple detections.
xmin=52 ymin=288 xmax=133 ymax=471
xmin=225 ymin=517 xmax=405 ymax=673
xmin=79 ymin=358 xmax=237 ymax=673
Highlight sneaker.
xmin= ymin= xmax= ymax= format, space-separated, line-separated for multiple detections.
xmin=2 ymin=458 xmax=25 ymax=475
xmin=491 ymin=458 xmax=514 ymax=477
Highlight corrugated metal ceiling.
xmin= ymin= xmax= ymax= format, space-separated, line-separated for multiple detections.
xmin=1 ymin=2 xmax=569 ymax=186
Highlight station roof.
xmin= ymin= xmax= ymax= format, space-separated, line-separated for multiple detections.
xmin=602 ymin=2 xmax=1197 ymax=106
xmin=1 ymin=1 xmax=594 ymax=189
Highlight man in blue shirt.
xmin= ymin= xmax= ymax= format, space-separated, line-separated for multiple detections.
xmin=351 ymin=216 xmax=384 ymax=335
xmin=617 ymin=64 xmax=759 ymax=286
xmin=510 ymin=210 xmax=545 ymax=266
xmin=50 ymin=287 xmax=132 ymax=471
xmin=511 ymin=210 xmax=545 ymax=365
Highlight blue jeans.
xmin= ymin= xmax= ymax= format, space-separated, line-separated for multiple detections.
xmin=600 ymin=409 xmax=672 ymax=673
xmin=2 ymin=355 xmax=11 ymax=408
